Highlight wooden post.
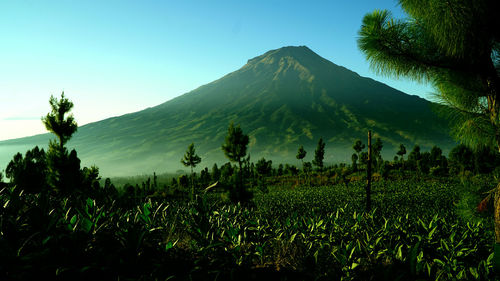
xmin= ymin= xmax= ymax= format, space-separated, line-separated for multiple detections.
xmin=366 ymin=130 xmax=372 ymax=211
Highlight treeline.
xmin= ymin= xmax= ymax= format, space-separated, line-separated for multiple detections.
xmin=116 ymin=137 xmax=500 ymax=206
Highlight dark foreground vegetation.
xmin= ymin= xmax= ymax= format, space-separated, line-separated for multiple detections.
xmin=0 ymin=168 xmax=497 ymax=280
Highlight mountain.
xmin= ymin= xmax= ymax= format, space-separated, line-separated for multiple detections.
xmin=0 ymin=46 xmax=455 ymax=176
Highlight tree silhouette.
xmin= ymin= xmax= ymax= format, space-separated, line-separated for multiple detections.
xmin=396 ymin=144 xmax=407 ymax=170
xmin=313 ymin=137 xmax=325 ymax=171
xmin=42 ymin=92 xmax=80 ymax=195
xmin=372 ymin=138 xmax=383 ymax=169
xmin=397 ymin=144 xmax=406 ymax=161
xmin=221 ymin=122 xmax=250 ymax=201
xmin=296 ymin=145 xmax=307 ymax=170
xmin=5 ymin=146 xmax=47 ymax=194
xmin=353 ymin=139 xmax=365 ymax=159
xmin=351 ymin=153 xmax=358 ymax=172
xmin=181 ymin=143 xmax=202 ymax=201
xmin=42 ymin=92 xmax=77 ymax=150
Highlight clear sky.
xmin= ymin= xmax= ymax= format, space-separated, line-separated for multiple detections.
xmin=0 ymin=0 xmax=434 ymax=141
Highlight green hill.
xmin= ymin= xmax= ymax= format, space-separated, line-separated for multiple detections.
xmin=0 ymin=46 xmax=454 ymax=176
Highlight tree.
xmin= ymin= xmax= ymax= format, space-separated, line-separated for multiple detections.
xmin=6 ymin=146 xmax=47 ymax=194
xmin=41 ymin=93 xmax=81 ymax=195
xmin=313 ymin=137 xmax=325 ymax=171
xmin=449 ymin=144 xmax=474 ymax=174
xmin=372 ymin=138 xmax=383 ymax=169
xmin=221 ymin=122 xmax=250 ymax=202
xmin=351 ymin=153 xmax=359 ymax=172
xmin=211 ymin=163 xmax=221 ymax=182
xmin=429 ymin=145 xmax=443 ymax=168
xmin=353 ymin=139 xmax=365 ymax=159
xmin=357 ymin=0 xmax=500 ymax=251
xmin=407 ymin=145 xmax=421 ymax=171
xmin=255 ymin=158 xmax=273 ymax=177
xmin=296 ymin=145 xmax=307 ymax=169
xmin=42 ymin=92 xmax=78 ymax=151
xmin=181 ymin=143 xmax=202 ymax=201
xmin=397 ymin=144 xmax=406 ymax=162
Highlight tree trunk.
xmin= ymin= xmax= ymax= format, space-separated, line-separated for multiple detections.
xmin=190 ymin=166 xmax=194 ymax=201
xmin=366 ymin=130 xmax=372 ymax=211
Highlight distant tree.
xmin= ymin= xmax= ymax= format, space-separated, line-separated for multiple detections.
xmin=429 ymin=146 xmax=443 ymax=168
xmin=372 ymin=138 xmax=383 ymax=169
xmin=353 ymin=139 xmax=365 ymax=159
xmin=449 ymin=144 xmax=474 ymax=174
xmin=296 ymin=145 xmax=307 ymax=169
xmin=221 ymin=122 xmax=250 ymax=202
xmin=178 ymin=174 xmax=189 ymax=189
xmin=313 ymin=137 xmax=326 ymax=171
xmin=397 ymin=144 xmax=407 ymax=162
xmin=277 ymin=164 xmax=284 ymax=176
xmin=211 ymin=163 xmax=221 ymax=182
xmin=285 ymin=164 xmax=299 ymax=176
xmin=220 ymin=162 xmax=234 ymax=182
xmin=359 ymin=152 xmax=368 ymax=167
xmin=42 ymin=92 xmax=78 ymax=151
xmin=351 ymin=153 xmax=358 ymax=172
xmin=418 ymin=152 xmax=431 ymax=174
xmin=6 ymin=146 xmax=48 ymax=194
xmin=41 ymin=93 xmax=81 ymax=195
xmin=255 ymin=158 xmax=273 ymax=177
xmin=200 ymin=167 xmax=210 ymax=187
xmin=407 ymin=145 xmax=421 ymax=171
xmin=181 ymin=143 xmax=202 ymax=201
xmin=380 ymin=161 xmax=391 ymax=180
xmin=222 ymin=122 xmax=249 ymax=179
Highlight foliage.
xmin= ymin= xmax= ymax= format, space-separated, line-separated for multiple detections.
xmin=6 ymin=147 xmax=47 ymax=194
xmin=222 ymin=122 xmax=249 ymax=168
xmin=181 ymin=143 xmax=202 ymax=200
xmin=41 ymin=92 xmax=78 ymax=149
xmin=222 ymin=123 xmax=251 ymax=203
xmin=357 ymin=0 xmax=500 ymax=150
xmin=312 ymin=137 xmax=325 ymax=171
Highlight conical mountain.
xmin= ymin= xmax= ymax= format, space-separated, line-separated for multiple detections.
xmin=0 ymin=46 xmax=454 ymax=176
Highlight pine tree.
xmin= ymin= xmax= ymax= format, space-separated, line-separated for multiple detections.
xmin=358 ymin=0 xmax=500 ymax=249
xmin=313 ymin=137 xmax=325 ymax=171
xmin=41 ymin=92 xmax=80 ymax=195
xmin=221 ymin=122 xmax=250 ymax=202
xmin=181 ymin=143 xmax=201 ymax=201
xmin=296 ymin=145 xmax=307 ymax=170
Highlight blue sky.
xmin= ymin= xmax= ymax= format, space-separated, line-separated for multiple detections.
xmin=0 ymin=0 xmax=433 ymax=141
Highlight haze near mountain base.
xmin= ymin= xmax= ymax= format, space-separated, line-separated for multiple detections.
xmin=0 ymin=46 xmax=454 ymax=176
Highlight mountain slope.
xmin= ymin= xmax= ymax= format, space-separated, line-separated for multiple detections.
xmin=0 ymin=46 xmax=454 ymax=176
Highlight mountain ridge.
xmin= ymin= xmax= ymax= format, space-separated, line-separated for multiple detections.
xmin=0 ymin=46 xmax=454 ymax=176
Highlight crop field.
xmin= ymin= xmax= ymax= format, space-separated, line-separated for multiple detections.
xmin=0 ymin=175 xmax=496 ymax=280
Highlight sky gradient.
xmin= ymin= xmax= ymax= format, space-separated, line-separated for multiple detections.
xmin=0 ymin=0 xmax=434 ymax=141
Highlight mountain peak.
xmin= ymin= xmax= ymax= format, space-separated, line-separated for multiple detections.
xmin=246 ymin=45 xmax=319 ymax=65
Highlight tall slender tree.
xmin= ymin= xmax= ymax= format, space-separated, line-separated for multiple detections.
xmin=222 ymin=122 xmax=250 ymax=201
xmin=42 ymin=92 xmax=78 ymax=151
xmin=296 ymin=145 xmax=307 ymax=169
xmin=353 ymin=139 xmax=365 ymax=160
xmin=41 ymin=92 xmax=80 ymax=194
xmin=181 ymin=143 xmax=202 ymax=201
xmin=357 ymin=0 xmax=500 ymax=260
xmin=313 ymin=137 xmax=325 ymax=171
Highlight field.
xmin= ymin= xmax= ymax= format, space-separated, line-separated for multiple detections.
xmin=0 ymin=173 xmax=496 ymax=280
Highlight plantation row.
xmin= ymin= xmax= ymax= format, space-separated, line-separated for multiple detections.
xmin=0 ymin=177 xmax=495 ymax=280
